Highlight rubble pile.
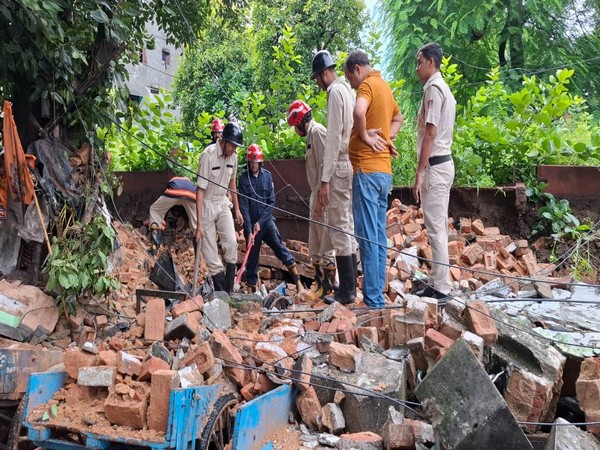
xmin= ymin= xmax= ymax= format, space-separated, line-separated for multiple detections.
xmin=384 ymin=199 xmax=564 ymax=299
xmin=4 ymin=200 xmax=600 ymax=449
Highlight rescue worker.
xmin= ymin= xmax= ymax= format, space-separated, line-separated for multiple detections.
xmin=148 ymin=176 xmax=197 ymax=255
xmin=238 ymin=144 xmax=303 ymax=294
xmin=195 ymin=122 xmax=244 ymax=294
xmin=287 ymin=100 xmax=335 ymax=301
xmin=211 ymin=118 xmax=225 ymax=143
xmin=311 ymin=49 xmax=357 ymax=305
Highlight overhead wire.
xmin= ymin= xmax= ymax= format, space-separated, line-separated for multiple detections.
xmin=9 ymin=0 xmax=600 ymax=354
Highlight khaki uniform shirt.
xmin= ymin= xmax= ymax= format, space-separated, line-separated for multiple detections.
xmin=322 ymin=77 xmax=355 ymax=183
xmin=196 ymin=140 xmax=237 ymax=200
xmin=417 ymin=72 xmax=456 ymax=158
xmin=305 ymin=121 xmax=327 ymax=192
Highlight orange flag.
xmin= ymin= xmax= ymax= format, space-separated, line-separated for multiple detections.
xmin=2 ymin=100 xmax=35 ymax=206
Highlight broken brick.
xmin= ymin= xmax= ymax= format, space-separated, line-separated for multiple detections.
xmin=138 ymin=357 xmax=170 ymax=382
xmin=104 ymin=389 xmax=149 ymax=429
xmin=329 ymin=342 xmax=361 ymax=372
xmin=465 ymin=301 xmax=498 ymax=346
xmin=148 ymin=370 xmax=180 ymax=432
xmin=63 ymin=347 xmax=97 ymax=379
xmin=179 ymin=341 xmax=215 ymax=374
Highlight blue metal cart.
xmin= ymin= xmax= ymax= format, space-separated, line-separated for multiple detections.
xmin=21 ymin=371 xmax=296 ymax=450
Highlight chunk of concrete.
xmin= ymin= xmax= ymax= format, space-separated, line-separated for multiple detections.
xmin=165 ymin=313 xmax=199 ymax=340
xmin=321 ymin=403 xmax=345 ymax=434
xmin=544 ymin=417 xmax=600 ymax=450
xmin=78 ymin=366 xmax=116 ymax=387
xmin=311 ymin=351 xmax=406 ymax=434
xmin=490 ymin=308 xmax=566 ymax=426
xmin=338 ymin=432 xmax=383 ymax=450
xmin=415 ymin=339 xmax=532 ymax=450
xmin=203 ymin=297 xmax=232 ymax=331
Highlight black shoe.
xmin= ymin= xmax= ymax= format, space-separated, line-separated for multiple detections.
xmin=324 ymin=255 xmax=356 ymax=305
xmin=417 ymin=286 xmax=450 ymax=301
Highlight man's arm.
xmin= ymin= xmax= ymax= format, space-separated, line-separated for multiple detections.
xmin=195 ymin=187 xmax=205 ymax=240
xmin=229 ymin=177 xmax=243 ymax=226
xmin=412 ymin=122 xmax=437 ymax=203
xmin=389 ymin=112 xmax=404 ymax=157
xmin=354 ymin=97 xmax=386 ymax=151
xmin=237 ymin=176 xmax=252 ymax=237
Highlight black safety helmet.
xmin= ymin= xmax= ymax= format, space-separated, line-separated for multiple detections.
xmin=311 ymin=50 xmax=335 ymax=79
xmin=222 ymin=122 xmax=243 ymax=147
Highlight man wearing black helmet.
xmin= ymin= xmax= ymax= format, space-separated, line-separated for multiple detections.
xmin=195 ymin=122 xmax=244 ymax=293
xmin=310 ymin=49 xmax=357 ymax=306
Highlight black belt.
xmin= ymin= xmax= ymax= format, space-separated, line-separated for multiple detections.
xmin=429 ymin=154 xmax=452 ymax=166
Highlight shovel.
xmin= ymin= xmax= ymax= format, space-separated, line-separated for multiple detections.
xmin=191 ymin=237 xmax=202 ymax=297
xmin=234 ymin=230 xmax=257 ymax=291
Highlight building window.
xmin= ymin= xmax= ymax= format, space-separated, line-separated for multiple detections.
xmin=161 ymin=49 xmax=170 ymax=69
xmin=139 ymin=49 xmax=147 ymax=64
xmin=150 ymin=87 xmax=159 ymax=95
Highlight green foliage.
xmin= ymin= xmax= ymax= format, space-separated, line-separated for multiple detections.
xmin=532 ymin=193 xmax=590 ymax=239
xmin=0 ymin=0 xmax=210 ymax=141
xmin=44 ymin=214 xmax=121 ymax=317
xmin=381 ymin=0 xmax=600 ymax=114
xmin=452 ymin=65 xmax=600 ymax=186
xmin=97 ymin=93 xmax=195 ymax=176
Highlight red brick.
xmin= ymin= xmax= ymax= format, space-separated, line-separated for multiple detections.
xmin=392 ymin=233 xmax=405 ymax=250
xmin=63 ymin=347 xmax=97 ymax=379
xmin=117 ymin=351 xmax=142 ymax=377
xmin=505 ymin=369 xmax=553 ymax=431
xmin=355 ymin=327 xmax=378 ymax=348
xmin=144 ymin=297 xmax=165 ymax=341
xmin=579 ymin=357 xmax=600 ymax=380
xmin=339 ymin=432 xmax=383 ymax=448
xmin=471 ymin=219 xmax=485 ymax=235
xmin=461 ymin=243 xmax=484 ymax=266
xmin=404 ymin=222 xmax=422 ymax=236
xmin=179 ymin=341 xmax=215 ymax=374
xmin=327 ymin=317 xmax=341 ymax=335
xmin=520 ymin=252 xmax=539 ymax=275
xmin=483 ymin=227 xmax=500 ymax=235
xmin=292 ymin=354 xmax=313 ymax=392
xmin=138 ymin=357 xmax=170 ymax=381
xmin=450 ymin=266 xmax=462 ymax=281
xmin=466 ymin=301 xmax=498 ymax=345
xmin=95 ymin=315 xmax=108 ymax=327
xmin=172 ymin=297 xmax=203 ymax=318
xmin=240 ymin=382 xmax=257 ymax=401
xmin=419 ymin=245 xmax=433 ymax=269
xmin=496 ymin=254 xmax=516 ymax=271
xmin=254 ymin=373 xmax=278 ymax=393
xmin=483 ymin=251 xmax=497 ymax=270
xmin=304 ymin=320 xmax=321 ymax=332
xmin=328 ymin=342 xmax=361 ymax=372
xmin=459 ymin=217 xmax=472 ymax=233
xmin=98 ymin=350 xmax=118 ymax=367
xmin=424 ymin=328 xmax=455 ymax=351
xmin=104 ymin=389 xmax=149 ymax=429
xmin=148 ymin=370 xmax=180 ymax=432
xmin=296 ymin=386 xmax=321 ymax=430
xmin=382 ymin=422 xmax=415 ymax=449
xmin=318 ymin=321 xmax=330 ymax=334
xmin=210 ymin=330 xmax=245 ymax=386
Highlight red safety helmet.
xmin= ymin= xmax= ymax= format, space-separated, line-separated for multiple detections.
xmin=211 ymin=118 xmax=225 ymax=132
xmin=246 ymin=144 xmax=264 ymax=162
xmin=287 ymin=100 xmax=311 ymax=127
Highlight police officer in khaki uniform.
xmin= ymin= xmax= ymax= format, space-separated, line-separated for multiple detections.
xmin=195 ymin=122 xmax=244 ymax=293
xmin=287 ymin=99 xmax=335 ymax=301
xmin=414 ymin=43 xmax=456 ymax=299
xmin=311 ymin=50 xmax=357 ymax=305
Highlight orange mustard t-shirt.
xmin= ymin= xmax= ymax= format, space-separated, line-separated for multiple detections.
xmin=349 ymin=70 xmax=400 ymax=175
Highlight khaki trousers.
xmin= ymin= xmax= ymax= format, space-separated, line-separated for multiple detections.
xmin=308 ymin=191 xmax=334 ymax=265
xmin=200 ymin=198 xmax=237 ymax=275
xmin=149 ymin=196 xmax=197 ymax=230
xmin=421 ymin=160 xmax=455 ymax=294
xmin=326 ymin=162 xmax=354 ymax=256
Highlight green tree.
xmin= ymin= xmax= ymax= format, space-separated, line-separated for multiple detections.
xmin=0 ymin=0 xmax=211 ymax=147
xmin=381 ymin=0 xmax=600 ymax=114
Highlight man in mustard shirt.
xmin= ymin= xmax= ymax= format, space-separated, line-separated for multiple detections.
xmin=344 ymin=50 xmax=403 ymax=308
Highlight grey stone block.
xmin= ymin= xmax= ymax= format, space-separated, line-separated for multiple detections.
xmin=415 ymin=339 xmax=532 ymax=450
xmin=203 ymin=297 xmax=232 ymax=331
xmin=544 ymin=417 xmax=600 ymax=450
xmin=311 ymin=352 xmax=406 ymax=434
xmin=78 ymin=366 xmax=116 ymax=387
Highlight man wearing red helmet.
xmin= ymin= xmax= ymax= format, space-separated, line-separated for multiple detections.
xmin=211 ymin=118 xmax=224 ymax=143
xmin=237 ymin=144 xmax=303 ymax=294
xmin=287 ymin=100 xmax=336 ymax=301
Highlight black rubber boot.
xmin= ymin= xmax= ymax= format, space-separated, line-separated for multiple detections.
xmin=351 ymin=253 xmax=358 ymax=297
xmin=322 ymin=263 xmax=337 ymax=299
xmin=324 ymin=255 xmax=356 ymax=305
xmin=224 ymin=262 xmax=236 ymax=294
xmin=287 ymin=262 xmax=304 ymax=293
xmin=211 ymin=271 xmax=226 ymax=291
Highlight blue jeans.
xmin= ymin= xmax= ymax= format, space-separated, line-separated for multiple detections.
xmin=245 ymin=220 xmax=294 ymax=286
xmin=352 ymin=171 xmax=392 ymax=307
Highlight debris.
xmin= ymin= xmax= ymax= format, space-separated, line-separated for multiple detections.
xmin=77 ymin=366 xmax=117 ymax=387
xmin=203 ymin=297 xmax=232 ymax=331
xmin=544 ymin=417 xmax=600 ymax=449
xmin=415 ymin=339 xmax=532 ymax=450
